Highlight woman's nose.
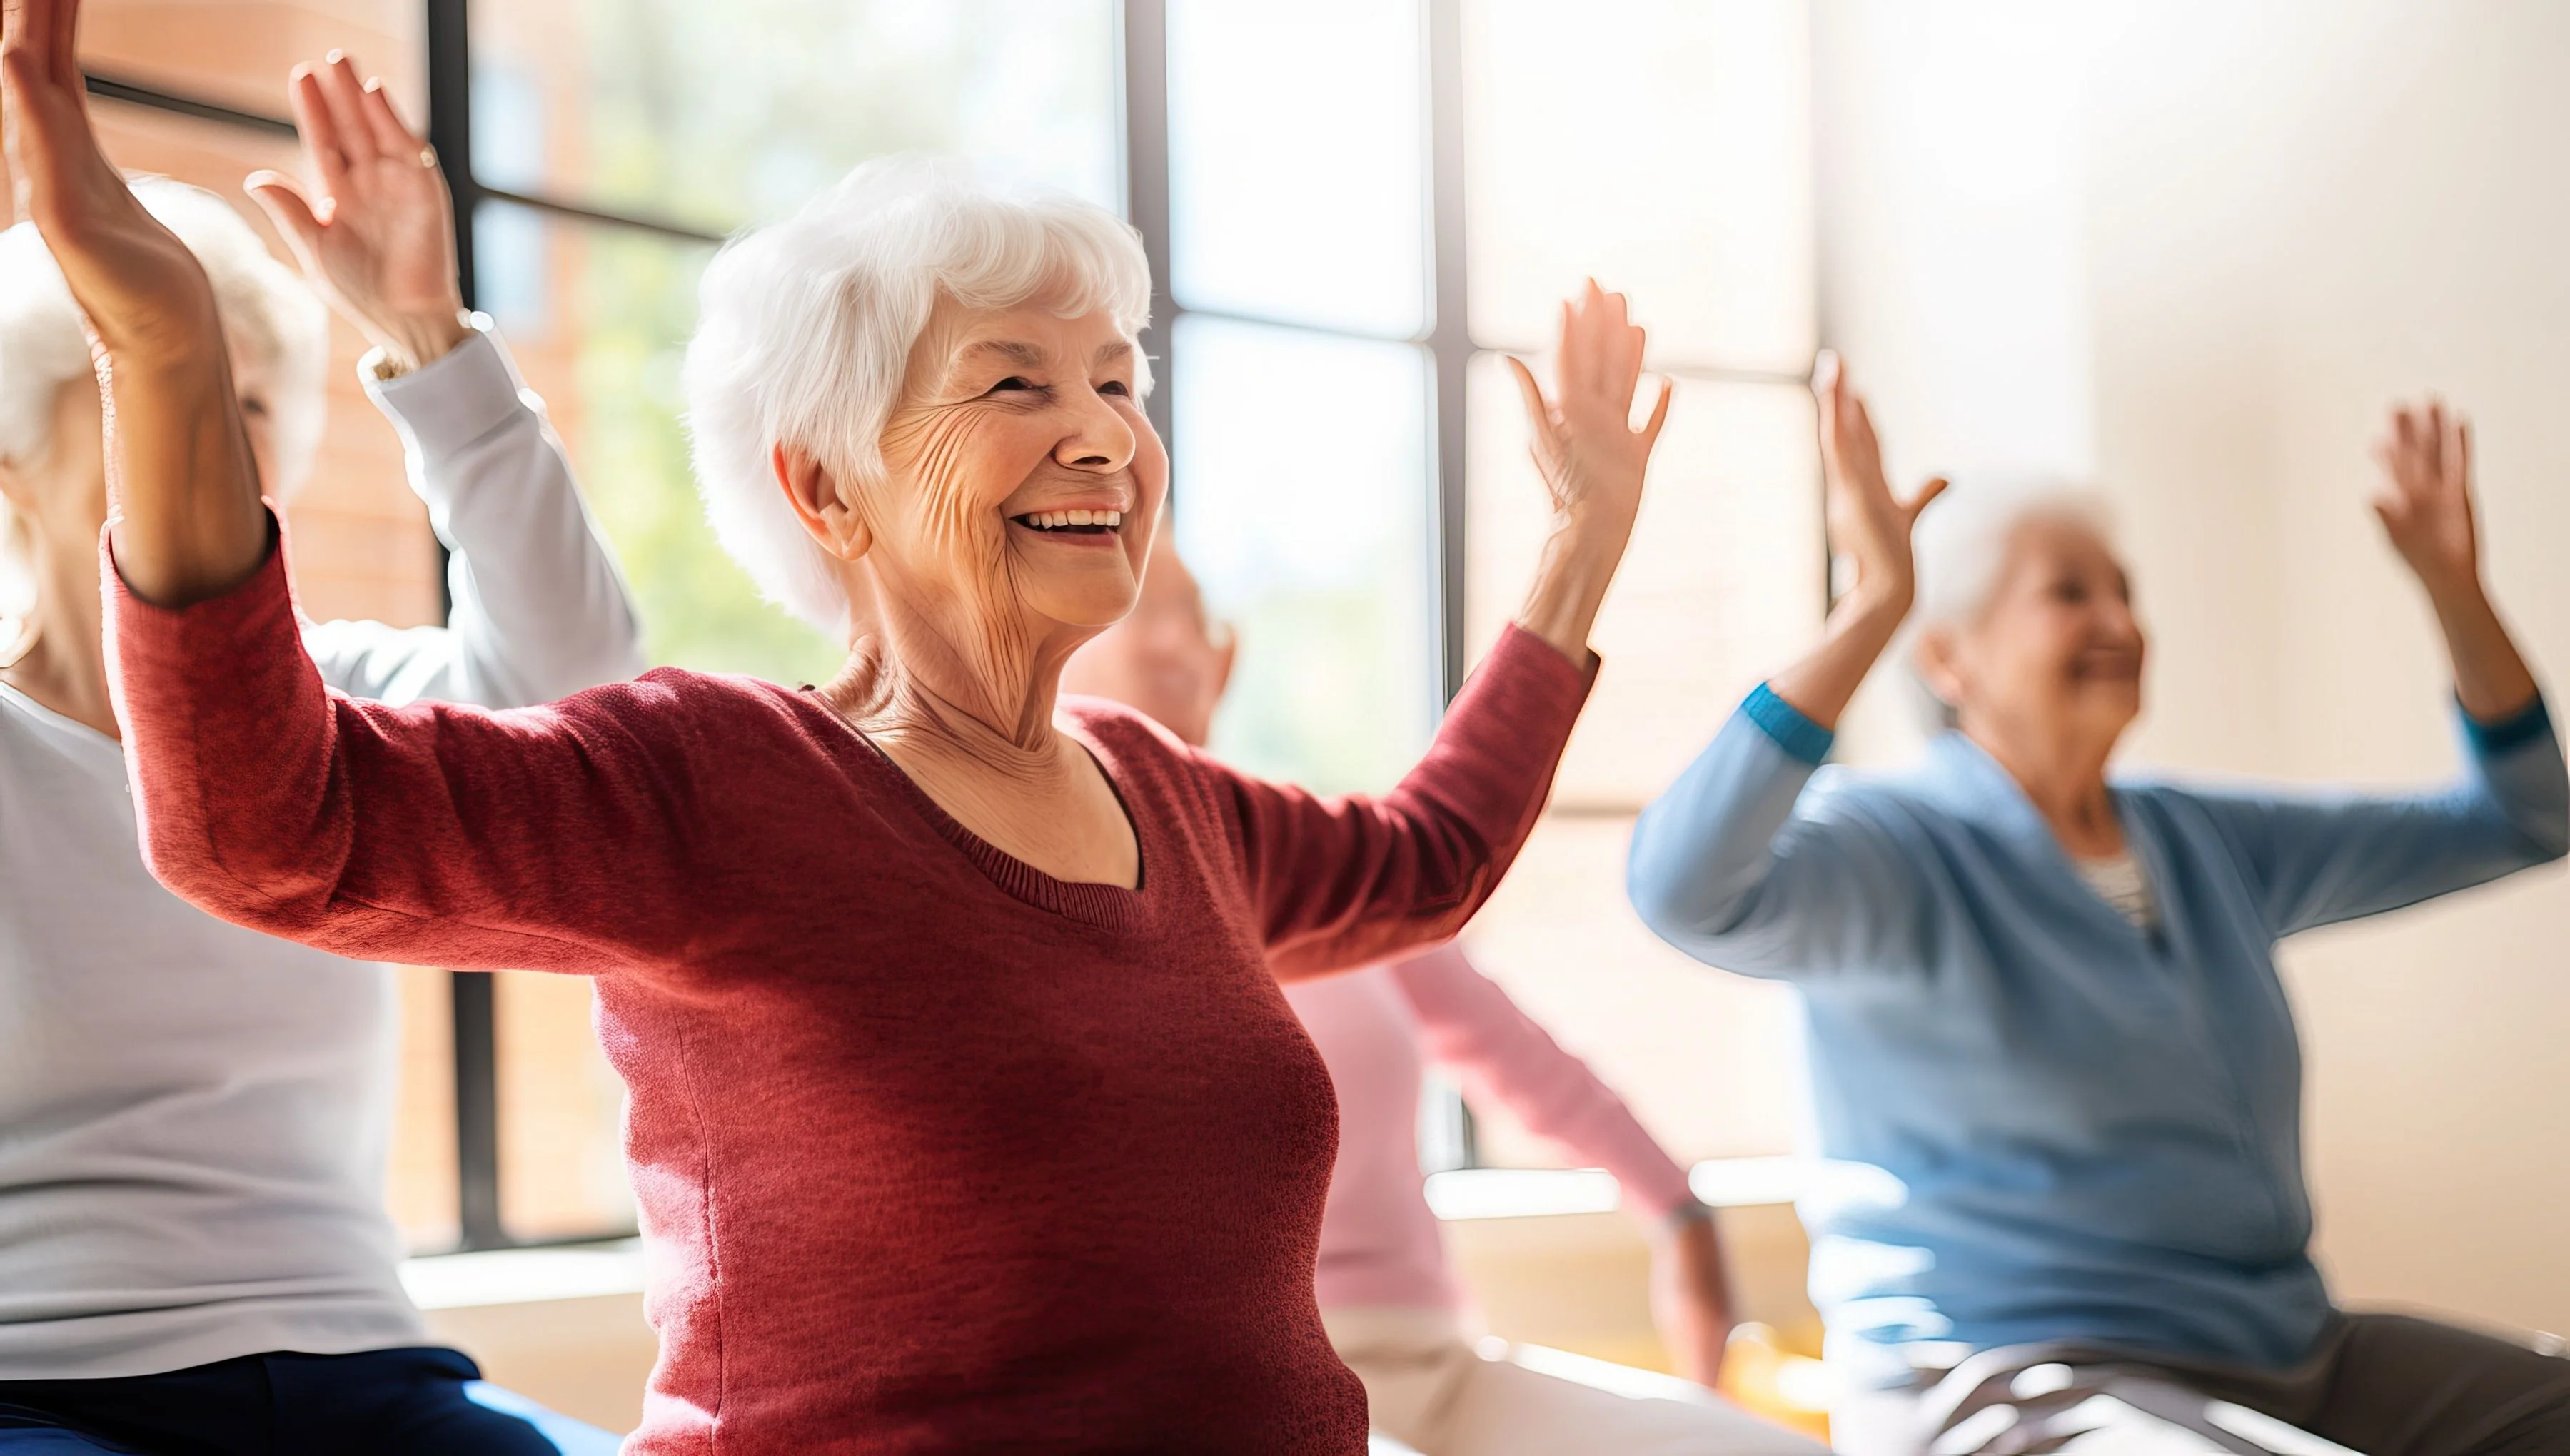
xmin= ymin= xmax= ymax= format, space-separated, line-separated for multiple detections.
xmin=1055 ymin=388 xmax=1137 ymax=474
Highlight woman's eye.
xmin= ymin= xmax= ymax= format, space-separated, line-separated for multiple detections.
xmin=990 ymin=376 xmax=1035 ymax=393
xmin=1099 ymin=380 xmax=1131 ymax=398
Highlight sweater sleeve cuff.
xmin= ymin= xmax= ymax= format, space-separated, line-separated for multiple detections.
xmin=1743 ymin=682 xmax=1833 ymax=766
xmin=104 ymin=511 xmax=297 ymax=669
xmin=363 ymin=316 xmax=530 ymax=465
xmin=1492 ymin=620 xmax=1603 ymax=700
xmin=2461 ymin=693 xmax=2552 ymax=758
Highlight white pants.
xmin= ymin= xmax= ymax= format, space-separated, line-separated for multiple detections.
xmin=1324 ymin=1307 xmax=1831 ymax=1456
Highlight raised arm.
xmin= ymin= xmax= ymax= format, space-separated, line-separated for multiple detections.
xmin=6 ymin=0 xmax=268 ymax=607
xmin=2192 ymin=399 xmax=2566 ymax=936
xmin=7 ymin=0 xmax=692 ymax=971
xmin=1628 ymin=355 xmax=1941 ymax=978
xmin=252 ymin=56 xmax=645 ymax=707
xmin=1241 ymin=286 xmax=1656 ymax=977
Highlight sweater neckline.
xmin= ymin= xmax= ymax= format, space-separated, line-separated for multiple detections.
xmin=810 ymin=694 xmax=1148 ymax=934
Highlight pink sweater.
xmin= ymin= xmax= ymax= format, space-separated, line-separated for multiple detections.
xmin=106 ymin=529 xmax=1594 ymax=1454
xmin=1284 ymin=945 xmax=1695 ymax=1310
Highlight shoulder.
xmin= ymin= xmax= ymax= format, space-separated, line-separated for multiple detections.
xmin=1058 ymin=696 xmax=1201 ymax=774
xmin=1058 ymin=696 xmax=1245 ymax=832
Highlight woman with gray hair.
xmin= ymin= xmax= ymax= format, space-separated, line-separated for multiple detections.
xmin=6 ymin=0 xmax=1666 ymax=1446
xmin=0 ymin=45 xmax=636 ymax=1456
xmin=1626 ymin=355 xmax=2570 ymax=1454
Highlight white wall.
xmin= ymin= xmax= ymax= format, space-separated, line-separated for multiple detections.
xmin=1816 ymin=0 xmax=2570 ymax=1337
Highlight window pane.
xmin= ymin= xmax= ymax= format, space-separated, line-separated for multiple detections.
xmin=470 ymin=0 xmax=1119 ymax=233
xmin=498 ymin=974 xmax=634 ymax=1238
xmin=388 ymin=969 xmax=460 ymax=1250
xmin=1463 ymin=0 xmax=1814 ymax=371
xmin=1464 ymin=360 xmax=1821 ymax=808
xmin=1166 ymin=0 xmax=1429 ymax=336
xmin=1172 ymin=317 xmax=1436 ymax=794
xmin=78 ymin=2 xmax=424 ymax=120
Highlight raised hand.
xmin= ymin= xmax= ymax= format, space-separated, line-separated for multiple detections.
xmin=3 ymin=0 xmax=264 ymax=605
xmin=2367 ymin=396 xmax=2537 ymax=724
xmin=4 ymin=0 xmax=224 ymax=367
xmin=2370 ymin=398 xmax=2480 ymax=600
xmin=1506 ymin=278 xmax=1672 ymax=541
xmin=247 ymin=53 xmax=468 ymax=373
xmin=1762 ymin=353 xmax=1946 ymax=729
xmin=1816 ymin=350 xmax=1945 ymax=618
xmin=1504 ymin=281 xmax=1669 ymax=664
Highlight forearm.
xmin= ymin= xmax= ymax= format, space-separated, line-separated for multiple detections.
xmin=2428 ymin=575 xmax=2539 ymax=723
xmin=1515 ymin=507 xmax=1631 ymax=667
xmin=379 ymin=327 xmax=646 ymax=704
xmin=1766 ymin=588 xmax=1908 ymax=731
xmin=101 ymin=350 xmax=270 ymax=607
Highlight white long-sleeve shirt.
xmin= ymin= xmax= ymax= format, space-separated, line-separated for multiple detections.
xmin=0 ymin=321 xmax=645 ymax=1378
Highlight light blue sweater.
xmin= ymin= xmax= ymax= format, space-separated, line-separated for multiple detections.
xmin=1628 ymin=686 xmax=2567 ymax=1373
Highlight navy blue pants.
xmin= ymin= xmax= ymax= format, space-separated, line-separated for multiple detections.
xmin=0 ymin=1347 xmax=570 ymax=1455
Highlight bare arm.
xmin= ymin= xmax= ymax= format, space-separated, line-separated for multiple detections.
xmin=4 ymin=0 xmax=267 ymax=606
xmin=2372 ymin=398 xmax=2539 ymax=723
xmin=1765 ymin=352 xmax=1946 ymax=729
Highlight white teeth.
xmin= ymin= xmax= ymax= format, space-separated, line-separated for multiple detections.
xmin=1017 ymin=508 xmax=1124 ymax=530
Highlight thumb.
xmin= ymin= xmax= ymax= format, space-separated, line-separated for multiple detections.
xmin=245 ymin=171 xmax=326 ymax=268
xmin=1904 ymin=475 xmax=1950 ymax=523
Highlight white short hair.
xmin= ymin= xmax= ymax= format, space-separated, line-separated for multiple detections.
xmin=682 ymin=158 xmax=1154 ymax=635
xmin=0 ymin=178 xmax=327 ymax=621
xmin=1904 ymin=475 xmax=2118 ymax=727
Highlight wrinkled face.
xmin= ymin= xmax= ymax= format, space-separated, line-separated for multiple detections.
xmin=1926 ymin=514 xmax=2147 ymax=751
xmin=0 ymin=340 xmax=286 ymax=546
xmin=867 ymin=298 xmax=1166 ymax=653
xmin=1059 ymin=536 xmax=1234 ymax=747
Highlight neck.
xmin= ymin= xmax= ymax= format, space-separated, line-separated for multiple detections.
xmin=0 ymin=529 xmax=116 ymax=738
xmin=820 ymin=583 xmax=1077 ymax=782
xmin=1964 ymin=715 xmax=2120 ymax=854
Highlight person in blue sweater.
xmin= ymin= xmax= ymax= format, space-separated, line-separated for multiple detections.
xmin=1627 ymin=353 xmax=2570 ymax=1456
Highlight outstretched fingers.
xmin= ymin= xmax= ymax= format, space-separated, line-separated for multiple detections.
xmin=1506 ymin=354 xmax=1560 ymax=453
xmin=321 ymin=52 xmax=378 ymax=158
xmin=357 ymin=74 xmax=420 ymax=156
xmin=288 ymin=65 xmax=348 ymax=200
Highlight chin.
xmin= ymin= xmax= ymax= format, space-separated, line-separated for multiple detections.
xmin=1027 ymin=582 xmax=1142 ymax=632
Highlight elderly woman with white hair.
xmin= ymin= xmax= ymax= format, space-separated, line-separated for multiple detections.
xmin=0 ymin=42 xmax=635 ymax=1456
xmin=6 ymin=0 xmax=1666 ymax=1447
xmin=1626 ymin=356 xmax=2570 ymax=1455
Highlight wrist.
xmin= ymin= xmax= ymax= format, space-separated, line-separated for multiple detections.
xmin=370 ymin=305 xmax=473 ymax=375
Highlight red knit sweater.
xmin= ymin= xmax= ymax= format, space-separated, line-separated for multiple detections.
xmin=107 ymin=530 xmax=1593 ymax=1454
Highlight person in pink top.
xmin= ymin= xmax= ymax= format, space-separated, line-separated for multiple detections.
xmin=1066 ymin=540 xmax=1830 ymax=1455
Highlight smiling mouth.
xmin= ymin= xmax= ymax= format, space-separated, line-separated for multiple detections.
xmin=1010 ymin=509 xmax=1124 ymax=536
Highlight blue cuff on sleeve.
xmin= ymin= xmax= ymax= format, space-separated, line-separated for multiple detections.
xmin=2462 ymin=693 xmax=2551 ymax=757
xmin=1743 ymin=682 xmax=1835 ymax=766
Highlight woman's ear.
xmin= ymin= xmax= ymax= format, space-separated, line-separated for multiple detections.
xmin=1915 ymin=626 xmax=1967 ymax=717
xmin=772 ymin=443 xmax=873 ymax=562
